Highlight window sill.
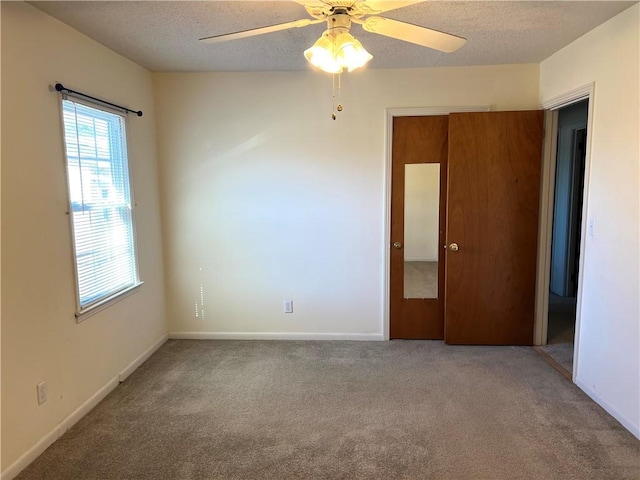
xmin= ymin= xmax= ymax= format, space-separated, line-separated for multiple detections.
xmin=75 ymin=282 xmax=144 ymax=323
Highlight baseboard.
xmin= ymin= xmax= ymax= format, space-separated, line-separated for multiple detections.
xmin=0 ymin=376 xmax=120 ymax=480
xmin=168 ymin=331 xmax=385 ymax=341
xmin=1 ymin=334 xmax=168 ymax=480
xmin=1 ymin=420 xmax=59 ymax=480
xmin=575 ymin=376 xmax=640 ymax=440
xmin=118 ymin=334 xmax=168 ymax=382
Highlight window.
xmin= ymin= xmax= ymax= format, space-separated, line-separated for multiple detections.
xmin=61 ymin=97 xmax=140 ymax=317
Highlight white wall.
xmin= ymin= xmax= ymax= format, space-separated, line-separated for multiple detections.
xmin=404 ymin=163 xmax=440 ymax=262
xmin=1 ymin=2 xmax=167 ymax=474
xmin=154 ymin=64 xmax=540 ymax=339
xmin=540 ymin=4 xmax=639 ymax=438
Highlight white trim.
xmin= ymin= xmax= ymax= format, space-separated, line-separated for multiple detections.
xmin=571 ymin=91 xmax=595 ymax=380
xmin=575 ymin=377 xmax=640 ymax=440
xmin=168 ymin=332 xmax=384 ymax=341
xmin=385 ymin=105 xmax=493 ymax=117
xmin=0 ymin=378 xmax=119 ymax=480
xmin=535 ymin=83 xmax=595 ymax=384
xmin=382 ymin=105 xmax=492 ymax=341
xmin=534 ymin=110 xmax=559 ymax=346
xmin=0 ymin=335 xmax=168 ymax=480
xmin=76 ymin=282 xmax=144 ymax=322
xmin=60 ymin=90 xmax=130 ymax=117
xmin=119 ymin=334 xmax=168 ymax=382
xmin=541 ymin=83 xmax=593 ymax=110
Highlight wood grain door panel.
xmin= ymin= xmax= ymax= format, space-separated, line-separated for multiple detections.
xmin=390 ymin=116 xmax=448 ymax=339
xmin=445 ymin=111 xmax=544 ymax=345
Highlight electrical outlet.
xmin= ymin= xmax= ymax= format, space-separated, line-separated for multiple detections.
xmin=283 ymin=300 xmax=293 ymax=313
xmin=36 ymin=381 xmax=48 ymax=405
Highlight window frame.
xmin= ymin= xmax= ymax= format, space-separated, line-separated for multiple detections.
xmin=59 ymin=94 xmax=143 ymax=321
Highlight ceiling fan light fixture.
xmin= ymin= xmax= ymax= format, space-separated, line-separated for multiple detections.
xmin=333 ymin=31 xmax=373 ymax=72
xmin=304 ymin=29 xmax=372 ymax=74
xmin=304 ymin=31 xmax=344 ymax=74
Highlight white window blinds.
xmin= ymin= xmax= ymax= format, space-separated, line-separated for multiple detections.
xmin=62 ymin=98 xmax=139 ymax=312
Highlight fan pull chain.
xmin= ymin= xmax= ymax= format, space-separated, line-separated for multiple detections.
xmin=331 ymin=72 xmax=344 ymax=121
xmin=337 ymin=73 xmax=343 ymax=113
xmin=332 ymin=73 xmax=336 ymax=120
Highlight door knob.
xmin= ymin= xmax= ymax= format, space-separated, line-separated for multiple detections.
xmin=393 ymin=242 xmax=402 ymax=249
xmin=449 ymin=242 xmax=459 ymax=252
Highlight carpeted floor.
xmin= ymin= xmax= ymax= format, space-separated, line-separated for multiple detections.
xmin=16 ymin=340 xmax=639 ymax=480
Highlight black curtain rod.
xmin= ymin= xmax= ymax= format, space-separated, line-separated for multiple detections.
xmin=55 ymin=83 xmax=143 ymax=117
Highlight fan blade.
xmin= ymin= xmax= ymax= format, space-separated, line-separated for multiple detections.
xmin=359 ymin=0 xmax=426 ymax=14
xmin=361 ymin=16 xmax=466 ymax=52
xmin=291 ymin=1 xmax=328 ymax=19
xmin=199 ymin=18 xmax=322 ymax=44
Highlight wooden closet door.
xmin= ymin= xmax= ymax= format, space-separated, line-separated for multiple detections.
xmin=445 ymin=111 xmax=544 ymax=345
xmin=390 ymin=116 xmax=448 ymax=339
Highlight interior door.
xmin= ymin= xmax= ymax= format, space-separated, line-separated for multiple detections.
xmin=390 ymin=115 xmax=448 ymax=339
xmin=445 ymin=111 xmax=543 ymax=345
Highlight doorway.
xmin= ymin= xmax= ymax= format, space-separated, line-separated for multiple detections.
xmin=541 ymin=99 xmax=589 ymax=374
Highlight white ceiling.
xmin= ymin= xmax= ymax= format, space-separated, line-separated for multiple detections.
xmin=30 ymin=1 xmax=637 ymax=72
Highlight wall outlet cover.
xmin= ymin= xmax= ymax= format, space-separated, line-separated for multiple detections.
xmin=37 ymin=381 xmax=48 ymax=405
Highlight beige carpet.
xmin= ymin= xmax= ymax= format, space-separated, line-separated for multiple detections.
xmin=16 ymin=340 xmax=639 ymax=480
xmin=404 ymin=261 xmax=438 ymax=298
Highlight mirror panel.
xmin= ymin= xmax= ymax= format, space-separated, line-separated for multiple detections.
xmin=404 ymin=163 xmax=440 ymax=299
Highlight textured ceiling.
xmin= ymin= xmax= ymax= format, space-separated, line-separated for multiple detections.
xmin=30 ymin=1 xmax=637 ymax=72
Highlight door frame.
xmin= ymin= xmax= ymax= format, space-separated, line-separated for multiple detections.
xmin=383 ymin=106 xmax=491 ymax=340
xmin=534 ymin=83 xmax=595 ymax=380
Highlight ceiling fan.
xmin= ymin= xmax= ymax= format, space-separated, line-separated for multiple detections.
xmin=199 ymin=0 xmax=467 ymax=74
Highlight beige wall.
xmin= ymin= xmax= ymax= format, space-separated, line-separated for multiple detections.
xmin=1 ymin=2 xmax=167 ymax=473
xmin=5 ymin=2 xmax=637 ymax=474
xmin=540 ymin=4 xmax=639 ymax=438
xmin=154 ymin=64 xmax=540 ymax=339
